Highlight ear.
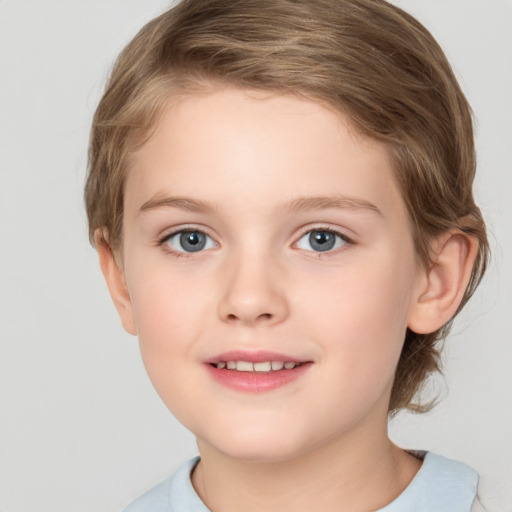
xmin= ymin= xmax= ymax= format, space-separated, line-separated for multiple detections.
xmin=95 ymin=229 xmax=137 ymax=335
xmin=407 ymin=230 xmax=479 ymax=334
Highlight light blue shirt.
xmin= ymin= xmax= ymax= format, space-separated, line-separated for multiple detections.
xmin=123 ymin=452 xmax=479 ymax=512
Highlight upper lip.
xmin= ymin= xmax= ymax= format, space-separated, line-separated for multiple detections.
xmin=204 ymin=350 xmax=309 ymax=364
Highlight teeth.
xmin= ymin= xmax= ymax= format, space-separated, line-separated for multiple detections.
xmin=254 ymin=361 xmax=271 ymax=372
xmin=215 ymin=360 xmax=300 ymax=372
xmin=236 ymin=361 xmax=254 ymax=372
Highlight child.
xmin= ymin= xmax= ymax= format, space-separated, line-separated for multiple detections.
xmin=85 ymin=1 xmax=489 ymax=510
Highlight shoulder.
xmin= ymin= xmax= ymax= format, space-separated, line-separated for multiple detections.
xmin=122 ymin=457 xmax=208 ymax=512
xmin=122 ymin=477 xmax=172 ymax=512
xmin=471 ymin=495 xmax=486 ymax=512
xmin=379 ymin=452 xmax=480 ymax=512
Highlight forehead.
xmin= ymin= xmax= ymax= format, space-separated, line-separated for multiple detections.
xmin=125 ymin=87 xmax=405 ymax=221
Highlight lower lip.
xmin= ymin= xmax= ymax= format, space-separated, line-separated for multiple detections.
xmin=204 ymin=362 xmax=312 ymax=392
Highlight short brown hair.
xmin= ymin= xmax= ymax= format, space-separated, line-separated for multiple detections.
xmin=85 ymin=0 xmax=489 ymax=413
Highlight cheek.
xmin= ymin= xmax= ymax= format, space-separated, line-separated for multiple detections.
xmin=133 ymin=281 xmax=205 ymax=345
xmin=125 ymin=268 xmax=213 ymax=421
xmin=306 ymin=256 xmax=412 ymax=332
xmin=301 ymin=253 xmax=416 ymax=381
xmin=125 ymin=259 xmax=213 ymax=369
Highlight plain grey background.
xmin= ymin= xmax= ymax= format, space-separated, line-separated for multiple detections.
xmin=0 ymin=1 xmax=511 ymax=511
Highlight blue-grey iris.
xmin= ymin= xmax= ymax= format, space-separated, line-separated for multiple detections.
xmin=309 ymin=230 xmax=336 ymax=252
xmin=180 ymin=231 xmax=207 ymax=252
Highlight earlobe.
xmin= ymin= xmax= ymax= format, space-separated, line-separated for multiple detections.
xmin=407 ymin=231 xmax=479 ymax=334
xmin=95 ymin=229 xmax=137 ymax=336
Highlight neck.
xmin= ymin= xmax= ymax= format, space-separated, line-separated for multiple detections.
xmin=192 ymin=421 xmax=421 ymax=512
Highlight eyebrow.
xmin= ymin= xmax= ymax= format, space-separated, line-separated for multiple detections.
xmin=139 ymin=195 xmax=217 ymax=214
xmin=138 ymin=193 xmax=382 ymax=216
xmin=281 ymin=194 xmax=383 ymax=216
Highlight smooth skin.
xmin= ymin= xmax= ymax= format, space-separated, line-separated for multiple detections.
xmin=98 ymin=87 xmax=477 ymax=512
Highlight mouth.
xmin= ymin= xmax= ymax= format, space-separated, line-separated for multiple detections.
xmin=211 ymin=360 xmax=305 ymax=372
xmin=204 ymin=351 xmax=312 ymax=392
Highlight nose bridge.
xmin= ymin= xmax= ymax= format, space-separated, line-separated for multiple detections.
xmin=218 ymin=241 xmax=288 ymax=326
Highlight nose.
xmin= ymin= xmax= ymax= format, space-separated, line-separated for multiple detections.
xmin=217 ymin=249 xmax=289 ymax=327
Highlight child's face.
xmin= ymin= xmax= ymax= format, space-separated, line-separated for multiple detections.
xmin=117 ymin=88 xmax=425 ymax=461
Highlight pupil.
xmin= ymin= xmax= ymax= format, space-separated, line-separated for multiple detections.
xmin=180 ymin=231 xmax=206 ymax=252
xmin=309 ymin=230 xmax=335 ymax=252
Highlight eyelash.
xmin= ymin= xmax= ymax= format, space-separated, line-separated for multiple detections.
xmin=157 ymin=226 xmax=354 ymax=259
xmin=295 ymin=227 xmax=353 ymax=258
xmin=158 ymin=226 xmax=215 ymax=259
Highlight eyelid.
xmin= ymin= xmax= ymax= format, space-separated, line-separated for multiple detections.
xmin=293 ymin=225 xmax=354 ymax=254
xmin=158 ymin=225 xmax=219 ymax=256
xmin=155 ymin=224 xmax=354 ymax=258
xmin=158 ymin=224 xmax=215 ymax=242
xmin=295 ymin=224 xmax=354 ymax=243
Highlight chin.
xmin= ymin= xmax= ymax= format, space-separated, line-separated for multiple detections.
xmin=199 ymin=422 xmax=313 ymax=463
xmin=218 ymin=443 xmax=304 ymax=463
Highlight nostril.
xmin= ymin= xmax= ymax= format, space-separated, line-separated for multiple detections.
xmin=225 ymin=312 xmax=273 ymax=322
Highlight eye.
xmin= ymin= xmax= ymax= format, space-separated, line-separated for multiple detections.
xmin=163 ymin=230 xmax=216 ymax=253
xmin=296 ymin=229 xmax=349 ymax=253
